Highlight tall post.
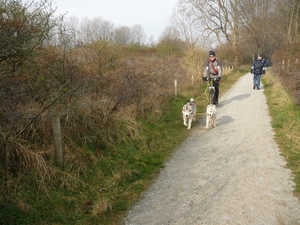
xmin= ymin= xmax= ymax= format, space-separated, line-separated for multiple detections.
xmin=192 ymin=75 xmax=194 ymax=87
xmin=174 ymin=79 xmax=177 ymax=99
xmin=52 ymin=114 xmax=63 ymax=167
xmin=139 ymin=88 xmax=144 ymax=118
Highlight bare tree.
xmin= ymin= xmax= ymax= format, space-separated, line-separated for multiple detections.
xmin=79 ymin=17 xmax=94 ymax=43
xmin=276 ymin=0 xmax=300 ymax=43
xmin=148 ymin=35 xmax=155 ymax=46
xmin=64 ymin=16 xmax=80 ymax=47
xmin=169 ymin=1 xmax=210 ymax=76
xmin=158 ymin=26 xmax=181 ymax=41
xmin=60 ymin=16 xmax=115 ymax=46
xmin=89 ymin=17 xmax=115 ymax=42
xmin=131 ymin=24 xmax=147 ymax=46
xmin=235 ymin=0 xmax=300 ymax=59
xmin=56 ymin=17 xmax=144 ymax=47
xmin=176 ymin=0 xmax=242 ymax=64
xmin=114 ymin=25 xmax=131 ymax=45
xmin=0 ymin=0 xmax=58 ymax=63
xmin=45 ymin=16 xmax=78 ymax=48
xmin=237 ymin=0 xmax=266 ymax=58
xmin=170 ymin=2 xmax=208 ymax=46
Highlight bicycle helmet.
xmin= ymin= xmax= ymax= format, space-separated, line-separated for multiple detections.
xmin=209 ymin=50 xmax=215 ymax=56
xmin=190 ymin=98 xmax=194 ymax=102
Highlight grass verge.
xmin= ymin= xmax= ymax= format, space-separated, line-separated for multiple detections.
xmin=262 ymin=70 xmax=300 ymax=197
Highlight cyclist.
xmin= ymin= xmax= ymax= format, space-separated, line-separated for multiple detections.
xmin=203 ymin=50 xmax=222 ymax=105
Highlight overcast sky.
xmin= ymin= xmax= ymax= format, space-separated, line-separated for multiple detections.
xmin=53 ymin=0 xmax=178 ymax=41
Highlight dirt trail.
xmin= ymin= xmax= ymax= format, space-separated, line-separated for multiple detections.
xmin=123 ymin=73 xmax=300 ymax=225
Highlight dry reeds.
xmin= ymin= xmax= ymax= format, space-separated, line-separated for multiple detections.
xmin=0 ymin=137 xmax=52 ymax=194
xmin=91 ymin=198 xmax=112 ymax=216
xmin=5 ymin=138 xmax=50 ymax=177
xmin=270 ymin=77 xmax=293 ymax=106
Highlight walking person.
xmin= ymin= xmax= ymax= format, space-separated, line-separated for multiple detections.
xmin=251 ymin=56 xmax=265 ymax=90
xmin=265 ymin=59 xmax=270 ymax=68
xmin=203 ymin=50 xmax=222 ymax=105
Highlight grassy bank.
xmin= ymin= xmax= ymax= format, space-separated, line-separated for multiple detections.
xmin=0 ymin=69 xmax=246 ymax=225
xmin=263 ymin=70 xmax=300 ymax=197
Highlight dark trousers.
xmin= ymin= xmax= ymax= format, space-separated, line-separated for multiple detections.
xmin=213 ymin=80 xmax=220 ymax=103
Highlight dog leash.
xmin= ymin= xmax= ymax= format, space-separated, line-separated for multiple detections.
xmin=192 ymin=85 xmax=211 ymax=116
xmin=194 ymin=83 xmax=210 ymax=102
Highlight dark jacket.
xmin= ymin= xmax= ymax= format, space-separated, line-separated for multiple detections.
xmin=251 ymin=60 xmax=265 ymax=75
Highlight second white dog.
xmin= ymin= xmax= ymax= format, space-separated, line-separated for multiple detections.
xmin=182 ymin=102 xmax=196 ymax=129
xmin=205 ymin=104 xmax=217 ymax=129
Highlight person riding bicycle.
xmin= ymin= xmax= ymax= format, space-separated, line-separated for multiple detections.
xmin=203 ymin=50 xmax=222 ymax=105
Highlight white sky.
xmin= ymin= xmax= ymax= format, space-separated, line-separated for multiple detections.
xmin=53 ymin=0 xmax=178 ymax=41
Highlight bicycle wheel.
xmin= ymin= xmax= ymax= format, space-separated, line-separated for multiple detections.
xmin=209 ymin=86 xmax=215 ymax=104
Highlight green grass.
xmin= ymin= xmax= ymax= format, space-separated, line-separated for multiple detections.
xmin=0 ymin=69 xmax=246 ymax=225
xmin=263 ymin=70 xmax=300 ymax=196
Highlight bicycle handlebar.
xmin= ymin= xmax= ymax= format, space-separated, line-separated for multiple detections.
xmin=202 ymin=77 xmax=220 ymax=82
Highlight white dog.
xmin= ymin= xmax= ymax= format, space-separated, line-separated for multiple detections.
xmin=205 ymin=104 xmax=217 ymax=129
xmin=182 ymin=98 xmax=197 ymax=129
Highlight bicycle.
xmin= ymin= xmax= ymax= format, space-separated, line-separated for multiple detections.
xmin=203 ymin=77 xmax=219 ymax=105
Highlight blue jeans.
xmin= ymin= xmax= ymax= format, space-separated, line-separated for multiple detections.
xmin=253 ymin=74 xmax=261 ymax=89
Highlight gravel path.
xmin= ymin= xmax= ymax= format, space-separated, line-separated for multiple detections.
xmin=123 ymin=73 xmax=300 ymax=225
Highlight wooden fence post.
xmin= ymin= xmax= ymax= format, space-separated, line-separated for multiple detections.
xmin=192 ymin=75 xmax=194 ymax=87
xmin=174 ymin=79 xmax=177 ymax=99
xmin=52 ymin=114 xmax=63 ymax=167
xmin=139 ymin=89 xmax=144 ymax=118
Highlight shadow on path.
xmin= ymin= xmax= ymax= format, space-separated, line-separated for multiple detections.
xmin=217 ymin=115 xmax=234 ymax=126
xmin=219 ymin=93 xmax=251 ymax=108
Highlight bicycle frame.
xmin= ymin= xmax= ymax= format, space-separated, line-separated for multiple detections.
xmin=206 ymin=78 xmax=215 ymax=105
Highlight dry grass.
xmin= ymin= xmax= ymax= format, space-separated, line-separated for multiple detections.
xmin=268 ymin=77 xmax=293 ymax=106
xmin=263 ymin=70 xmax=300 ymax=196
xmin=1 ymin=138 xmax=52 ymax=193
xmin=91 ymin=198 xmax=112 ymax=216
